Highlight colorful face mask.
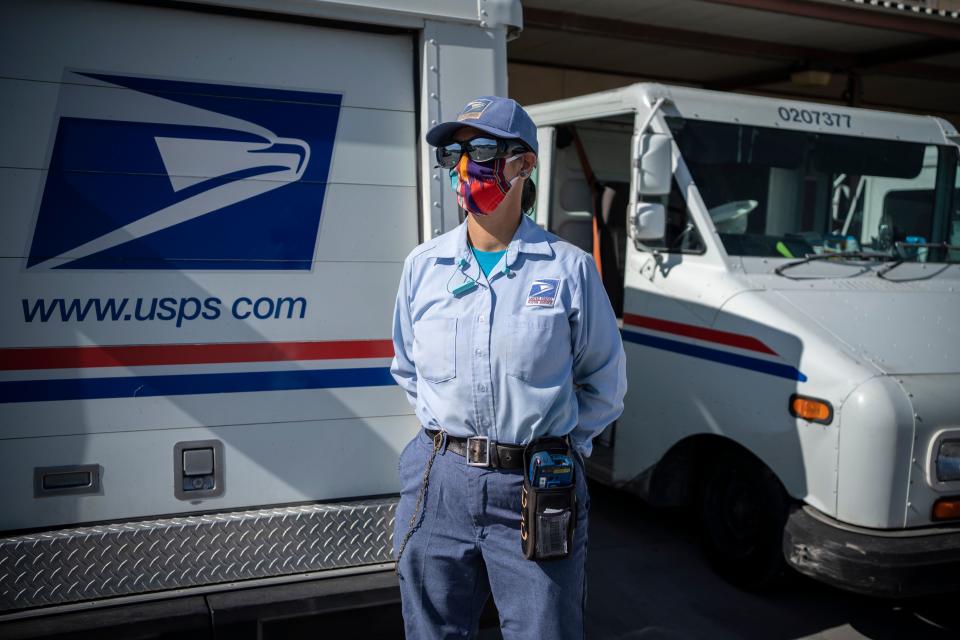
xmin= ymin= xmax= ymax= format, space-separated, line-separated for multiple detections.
xmin=451 ymin=153 xmax=521 ymax=216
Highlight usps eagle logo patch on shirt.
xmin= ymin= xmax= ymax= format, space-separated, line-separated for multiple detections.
xmin=526 ymin=278 xmax=560 ymax=307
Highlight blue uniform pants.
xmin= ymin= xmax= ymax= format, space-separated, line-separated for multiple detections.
xmin=394 ymin=429 xmax=589 ymax=639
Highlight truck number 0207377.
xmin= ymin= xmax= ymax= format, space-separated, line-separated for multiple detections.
xmin=777 ymin=106 xmax=852 ymax=129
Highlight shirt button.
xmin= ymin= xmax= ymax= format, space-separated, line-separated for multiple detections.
xmin=478 ymin=316 xmax=486 ymax=323
xmin=475 ymin=349 xmax=483 ymax=356
xmin=478 ymin=384 xmax=486 ymax=392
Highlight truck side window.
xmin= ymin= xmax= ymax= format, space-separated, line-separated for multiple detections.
xmin=644 ymin=176 xmax=706 ymax=254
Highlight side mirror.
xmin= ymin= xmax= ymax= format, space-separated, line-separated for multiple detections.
xmin=638 ymin=133 xmax=672 ymax=196
xmin=631 ymin=203 xmax=665 ymax=241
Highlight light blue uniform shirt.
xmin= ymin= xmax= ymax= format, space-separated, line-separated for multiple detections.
xmin=390 ymin=214 xmax=626 ymax=457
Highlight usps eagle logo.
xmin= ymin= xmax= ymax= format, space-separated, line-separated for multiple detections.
xmin=457 ymin=98 xmax=493 ymax=122
xmin=526 ymin=278 xmax=560 ymax=307
xmin=27 ymin=71 xmax=342 ymax=270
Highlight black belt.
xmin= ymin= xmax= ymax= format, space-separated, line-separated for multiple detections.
xmin=425 ymin=429 xmax=525 ymax=470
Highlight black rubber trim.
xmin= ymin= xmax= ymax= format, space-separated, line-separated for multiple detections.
xmin=783 ymin=505 xmax=960 ymax=598
xmin=0 ymin=570 xmax=400 ymax=639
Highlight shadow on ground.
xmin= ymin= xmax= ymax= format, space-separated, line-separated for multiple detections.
xmin=473 ymin=480 xmax=958 ymax=640
xmin=50 ymin=478 xmax=947 ymax=639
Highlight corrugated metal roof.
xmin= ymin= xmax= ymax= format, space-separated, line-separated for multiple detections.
xmin=521 ymin=0 xmax=946 ymax=51
xmin=510 ymin=0 xmax=960 ymax=124
xmin=834 ymin=0 xmax=958 ymax=20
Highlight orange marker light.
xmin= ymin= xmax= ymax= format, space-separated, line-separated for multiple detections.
xmin=933 ymin=498 xmax=960 ymax=521
xmin=789 ymin=394 xmax=833 ymax=424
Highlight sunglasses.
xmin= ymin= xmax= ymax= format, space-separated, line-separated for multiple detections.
xmin=435 ymin=136 xmax=528 ymax=169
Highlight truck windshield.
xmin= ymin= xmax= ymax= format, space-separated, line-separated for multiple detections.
xmin=668 ymin=117 xmax=960 ymax=262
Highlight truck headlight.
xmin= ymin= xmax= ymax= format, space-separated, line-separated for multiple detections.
xmin=936 ymin=440 xmax=960 ymax=482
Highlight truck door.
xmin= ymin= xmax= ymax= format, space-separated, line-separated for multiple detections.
xmin=616 ymin=113 xmax=722 ymax=485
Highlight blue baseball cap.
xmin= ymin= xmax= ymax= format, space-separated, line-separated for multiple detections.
xmin=426 ymin=96 xmax=538 ymax=155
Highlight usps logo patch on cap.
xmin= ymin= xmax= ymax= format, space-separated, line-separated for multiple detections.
xmin=457 ymin=98 xmax=493 ymax=121
xmin=526 ymin=278 xmax=560 ymax=307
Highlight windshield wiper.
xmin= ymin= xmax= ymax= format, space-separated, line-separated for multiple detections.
xmin=774 ymin=251 xmax=895 ymax=280
xmin=876 ymin=242 xmax=960 ymax=282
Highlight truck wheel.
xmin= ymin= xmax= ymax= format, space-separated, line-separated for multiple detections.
xmin=698 ymin=451 xmax=790 ymax=590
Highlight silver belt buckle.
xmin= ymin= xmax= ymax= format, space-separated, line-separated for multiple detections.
xmin=466 ymin=436 xmax=491 ymax=467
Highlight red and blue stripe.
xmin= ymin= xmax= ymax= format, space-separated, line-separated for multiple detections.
xmin=1 ymin=315 xmax=805 ymax=404
xmin=0 ymin=340 xmax=397 ymax=403
xmin=620 ymin=314 xmax=807 ymax=382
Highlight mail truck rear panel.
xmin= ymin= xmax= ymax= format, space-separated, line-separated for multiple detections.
xmin=0 ymin=0 xmax=518 ymax=619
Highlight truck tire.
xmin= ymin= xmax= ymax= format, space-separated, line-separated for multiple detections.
xmin=698 ymin=450 xmax=790 ymax=590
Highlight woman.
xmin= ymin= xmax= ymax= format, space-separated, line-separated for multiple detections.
xmin=390 ymin=95 xmax=626 ymax=639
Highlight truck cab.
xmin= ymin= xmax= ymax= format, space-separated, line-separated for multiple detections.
xmin=528 ymin=83 xmax=960 ymax=597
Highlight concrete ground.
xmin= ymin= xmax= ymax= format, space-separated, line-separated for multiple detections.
xmin=234 ymin=479 xmax=956 ymax=639
xmin=473 ymin=480 xmax=958 ymax=640
xmin=12 ymin=478 xmax=950 ymax=639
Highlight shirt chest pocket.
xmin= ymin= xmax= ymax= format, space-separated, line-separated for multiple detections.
xmin=413 ymin=317 xmax=457 ymax=383
xmin=506 ymin=313 xmax=571 ymax=386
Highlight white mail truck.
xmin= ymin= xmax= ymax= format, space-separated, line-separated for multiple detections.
xmin=0 ymin=0 xmax=519 ymax=634
xmin=527 ymin=84 xmax=960 ymax=597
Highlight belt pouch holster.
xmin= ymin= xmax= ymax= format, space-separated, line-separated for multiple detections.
xmin=520 ymin=437 xmax=576 ymax=561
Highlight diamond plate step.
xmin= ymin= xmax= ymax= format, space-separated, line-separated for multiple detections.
xmin=0 ymin=497 xmax=397 ymax=612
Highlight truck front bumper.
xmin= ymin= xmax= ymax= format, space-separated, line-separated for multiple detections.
xmin=783 ymin=505 xmax=960 ymax=598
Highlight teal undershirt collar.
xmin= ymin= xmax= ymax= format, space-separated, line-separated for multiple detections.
xmin=471 ymin=246 xmax=507 ymax=277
